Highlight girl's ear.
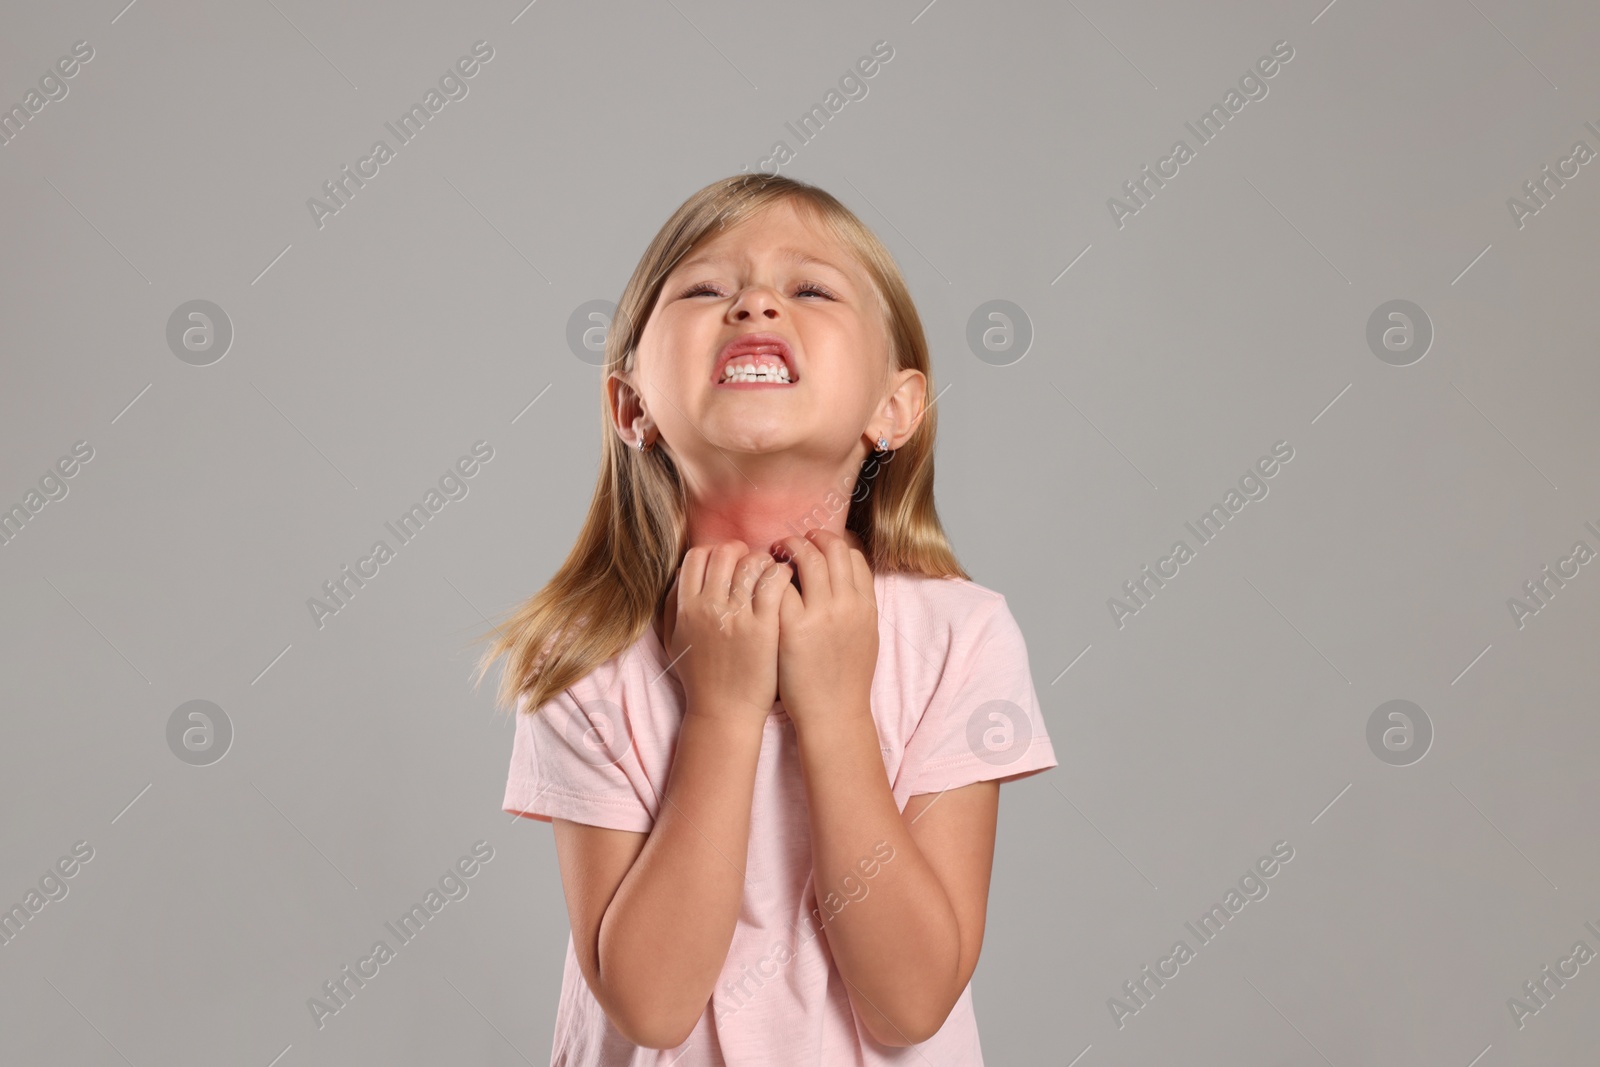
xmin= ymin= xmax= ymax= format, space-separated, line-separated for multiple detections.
xmin=877 ymin=367 xmax=927 ymax=445
xmin=605 ymin=371 xmax=652 ymax=446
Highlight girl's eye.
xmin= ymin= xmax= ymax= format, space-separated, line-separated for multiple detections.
xmin=677 ymin=280 xmax=837 ymax=300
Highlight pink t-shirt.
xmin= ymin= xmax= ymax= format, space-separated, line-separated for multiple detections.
xmin=502 ymin=570 xmax=1058 ymax=1066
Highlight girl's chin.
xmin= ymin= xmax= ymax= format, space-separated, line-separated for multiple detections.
xmin=699 ymin=425 xmax=806 ymax=452
xmin=717 ymin=441 xmax=801 ymax=456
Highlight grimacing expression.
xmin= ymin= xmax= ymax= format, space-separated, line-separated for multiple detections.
xmin=632 ymin=199 xmax=893 ymax=460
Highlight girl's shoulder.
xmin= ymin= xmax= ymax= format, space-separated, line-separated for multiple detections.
xmin=516 ymin=621 xmax=654 ymax=716
xmin=877 ymin=571 xmax=1025 ymax=672
xmin=881 ymin=570 xmax=1009 ymax=623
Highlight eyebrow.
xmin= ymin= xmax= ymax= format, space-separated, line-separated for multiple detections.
xmin=672 ymin=246 xmax=856 ymax=282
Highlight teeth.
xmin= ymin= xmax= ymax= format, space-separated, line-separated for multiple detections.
xmin=720 ymin=358 xmax=792 ymax=383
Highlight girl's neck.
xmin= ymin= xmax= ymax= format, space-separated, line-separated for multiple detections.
xmin=681 ymin=521 xmax=865 ymax=559
xmin=678 ymin=470 xmax=868 ymax=563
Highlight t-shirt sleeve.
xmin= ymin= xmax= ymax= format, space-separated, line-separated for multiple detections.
xmin=896 ymin=594 xmax=1059 ymax=802
xmin=502 ymin=683 xmax=655 ymax=833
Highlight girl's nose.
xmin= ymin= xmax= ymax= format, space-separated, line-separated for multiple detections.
xmin=730 ymin=287 xmax=781 ymax=319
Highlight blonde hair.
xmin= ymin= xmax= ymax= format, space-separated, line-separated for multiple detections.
xmin=472 ymin=173 xmax=969 ymax=717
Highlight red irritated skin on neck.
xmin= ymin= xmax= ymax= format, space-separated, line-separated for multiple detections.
xmin=607 ymin=197 xmax=927 ymax=567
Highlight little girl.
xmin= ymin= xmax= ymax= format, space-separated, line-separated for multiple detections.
xmin=478 ymin=173 xmax=1057 ymax=1065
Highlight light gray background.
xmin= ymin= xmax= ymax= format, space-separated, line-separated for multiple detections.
xmin=2 ymin=0 xmax=1598 ymax=1064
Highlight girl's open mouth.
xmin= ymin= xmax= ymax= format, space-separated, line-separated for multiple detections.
xmin=712 ymin=333 xmax=799 ymax=386
xmin=715 ymin=371 xmax=797 ymax=388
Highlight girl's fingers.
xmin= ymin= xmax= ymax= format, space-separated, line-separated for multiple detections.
xmin=849 ymin=546 xmax=873 ymax=597
xmin=773 ymin=535 xmax=830 ymax=600
xmin=680 ymin=545 xmax=709 ymax=600
xmin=661 ymin=571 xmax=679 ymax=648
xmin=777 ymin=577 xmax=804 ymax=627
xmin=704 ymin=540 xmax=748 ymax=602
xmin=751 ymin=559 xmax=791 ymax=616
xmin=814 ymin=531 xmax=854 ymax=595
xmin=731 ymin=553 xmax=770 ymax=605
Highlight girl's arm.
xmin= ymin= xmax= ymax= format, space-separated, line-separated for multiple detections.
xmin=795 ymin=710 xmax=999 ymax=1047
xmin=771 ymin=529 xmax=999 ymax=1046
xmin=552 ymin=541 xmax=788 ymax=1048
xmin=552 ymin=706 xmax=767 ymax=1049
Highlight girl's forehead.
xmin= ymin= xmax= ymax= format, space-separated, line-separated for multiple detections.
xmin=691 ymin=202 xmax=851 ymax=261
xmin=674 ymin=231 xmax=865 ymax=287
xmin=676 ymin=243 xmax=857 ymax=280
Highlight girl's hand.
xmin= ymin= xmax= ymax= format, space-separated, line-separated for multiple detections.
xmin=771 ymin=529 xmax=879 ymax=732
xmin=663 ymin=540 xmax=793 ymax=723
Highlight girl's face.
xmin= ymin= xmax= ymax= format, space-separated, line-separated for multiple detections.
xmin=627 ymin=199 xmax=899 ymax=466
